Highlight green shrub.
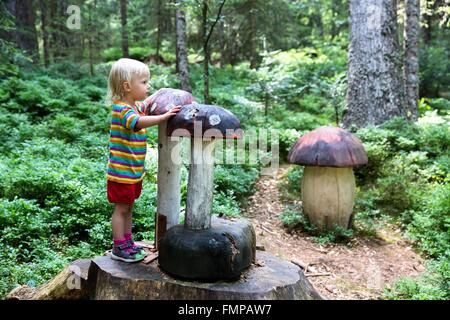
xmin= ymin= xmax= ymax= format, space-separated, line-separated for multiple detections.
xmin=419 ymin=46 xmax=450 ymax=98
xmin=213 ymin=190 xmax=241 ymax=217
xmin=279 ymin=204 xmax=354 ymax=244
xmin=279 ymin=204 xmax=307 ymax=230
xmin=405 ymin=183 xmax=450 ymax=259
xmin=278 ymin=128 xmax=303 ymax=161
xmin=384 ymin=258 xmax=450 ymax=300
xmin=47 ymin=115 xmax=88 ymax=143
xmin=278 ymin=165 xmax=303 ymax=202
xmin=82 ymin=85 xmax=105 ymax=102
xmin=45 ymin=61 xmax=90 ymax=80
xmin=0 ymin=198 xmax=49 ymax=255
xmin=214 ymin=165 xmax=259 ymax=203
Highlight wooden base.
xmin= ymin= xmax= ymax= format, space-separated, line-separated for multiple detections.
xmin=88 ymin=250 xmax=322 ymax=300
xmin=159 ymin=217 xmax=256 ymax=281
xmin=7 ymin=250 xmax=323 ymax=300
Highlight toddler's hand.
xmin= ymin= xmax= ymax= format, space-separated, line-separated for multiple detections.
xmin=165 ymin=105 xmax=182 ymax=119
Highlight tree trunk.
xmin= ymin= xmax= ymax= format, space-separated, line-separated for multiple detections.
xmin=343 ymin=0 xmax=406 ymax=128
xmin=14 ymin=0 xmax=39 ymax=63
xmin=201 ymin=0 xmax=226 ymax=103
xmin=404 ymin=0 xmax=420 ymax=120
xmin=39 ymin=0 xmax=49 ymax=67
xmin=218 ymin=19 xmax=225 ymax=67
xmin=249 ymin=0 xmax=258 ymax=69
xmin=49 ymin=0 xmax=57 ymax=61
xmin=175 ymin=14 xmax=179 ymax=73
xmin=330 ymin=0 xmax=338 ymax=39
xmin=88 ymin=2 xmax=94 ymax=76
xmin=202 ymin=0 xmax=210 ymax=103
xmin=176 ymin=1 xmax=192 ymax=92
xmin=58 ymin=0 xmax=68 ymax=58
xmin=156 ymin=0 xmax=162 ymax=64
xmin=120 ymin=0 xmax=129 ymax=58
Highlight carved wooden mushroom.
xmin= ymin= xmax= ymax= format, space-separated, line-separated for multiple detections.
xmin=144 ymin=88 xmax=196 ymax=244
xmin=287 ymin=126 xmax=368 ymax=230
xmin=167 ymin=103 xmax=243 ymax=230
xmin=159 ymin=104 xmax=255 ymax=281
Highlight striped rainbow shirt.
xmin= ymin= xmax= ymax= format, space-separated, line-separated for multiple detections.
xmin=106 ymin=100 xmax=147 ymax=184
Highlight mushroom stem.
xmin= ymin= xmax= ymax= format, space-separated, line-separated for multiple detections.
xmin=185 ymin=138 xmax=216 ymax=230
xmin=157 ymin=122 xmax=182 ymax=230
xmin=301 ymin=166 xmax=356 ymax=230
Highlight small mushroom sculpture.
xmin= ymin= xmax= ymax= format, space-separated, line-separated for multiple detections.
xmin=287 ymin=126 xmax=368 ymax=231
xmin=159 ymin=103 xmax=255 ymax=281
xmin=144 ymin=88 xmax=196 ymax=243
xmin=167 ymin=103 xmax=242 ymax=230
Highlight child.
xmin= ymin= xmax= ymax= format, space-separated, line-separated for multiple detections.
xmin=106 ymin=58 xmax=181 ymax=263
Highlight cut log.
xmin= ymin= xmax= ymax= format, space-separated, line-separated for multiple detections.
xmin=6 ymin=259 xmax=91 ymax=300
xmin=87 ymin=251 xmax=323 ymax=300
xmin=8 ymin=252 xmax=323 ymax=300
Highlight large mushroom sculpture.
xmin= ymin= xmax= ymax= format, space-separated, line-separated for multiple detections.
xmin=287 ymin=126 xmax=368 ymax=231
xmin=158 ymin=103 xmax=255 ymax=281
xmin=144 ymin=88 xmax=196 ymax=246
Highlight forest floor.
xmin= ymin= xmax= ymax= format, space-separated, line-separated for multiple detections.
xmin=242 ymin=164 xmax=426 ymax=300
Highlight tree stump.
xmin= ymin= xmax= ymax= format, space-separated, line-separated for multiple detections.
xmin=87 ymin=250 xmax=323 ymax=300
xmin=8 ymin=247 xmax=323 ymax=300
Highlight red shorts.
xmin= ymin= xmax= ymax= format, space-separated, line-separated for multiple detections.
xmin=107 ymin=180 xmax=143 ymax=204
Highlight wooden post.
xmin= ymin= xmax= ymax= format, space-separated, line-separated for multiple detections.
xmin=155 ymin=213 xmax=167 ymax=250
xmin=185 ymin=138 xmax=216 ymax=230
xmin=156 ymin=122 xmax=182 ymax=249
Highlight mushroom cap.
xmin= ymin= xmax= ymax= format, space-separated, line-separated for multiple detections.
xmin=166 ymin=103 xmax=242 ymax=139
xmin=145 ymin=88 xmax=196 ymax=115
xmin=287 ymin=126 xmax=368 ymax=167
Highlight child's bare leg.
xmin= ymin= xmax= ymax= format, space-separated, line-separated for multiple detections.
xmin=112 ymin=203 xmax=130 ymax=240
xmin=125 ymin=203 xmax=133 ymax=236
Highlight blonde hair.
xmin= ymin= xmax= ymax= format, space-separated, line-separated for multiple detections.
xmin=106 ymin=58 xmax=150 ymax=105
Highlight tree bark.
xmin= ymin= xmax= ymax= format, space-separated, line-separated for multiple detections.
xmin=175 ymin=11 xmax=179 ymax=73
xmin=176 ymin=0 xmax=192 ymax=92
xmin=330 ymin=0 xmax=339 ymax=39
xmin=249 ymin=0 xmax=258 ymax=69
xmin=39 ymin=0 xmax=49 ymax=67
xmin=343 ymin=0 xmax=406 ymax=128
xmin=58 ymin=0 xmax=68 ymax=58
xmin=218 ymin=19 xmax=225 ymax=67
xmin=156 ymin=0 xmax=162 ymax=64
xmin=202 ymin=0 xmax=226 ymax=103
xmin=49 ymin=0 xmax=57 ymax=61
xmin=120 ymin=0 xmax=129 ymax=58
xmin=404 ymin=0 xmax=420 ymax=120
xmin=202 ymin=0 xmax=209 ymax=103
xmin=88 ymin=2 xmax=94 ymax=76
xmin=14 ymin=0 xmax=39 ymax=63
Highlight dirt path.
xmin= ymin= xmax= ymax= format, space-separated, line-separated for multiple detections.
xmin=242 ymin=164 xmax=425 ymax=300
